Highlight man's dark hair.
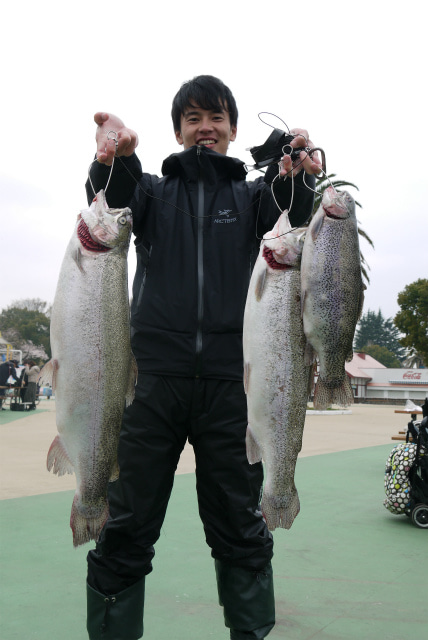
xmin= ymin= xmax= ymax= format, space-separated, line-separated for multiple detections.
xmin=171 ymin=75 xmax=238 ymax=133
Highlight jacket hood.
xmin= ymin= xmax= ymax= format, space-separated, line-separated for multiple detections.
xmin=161 ymin=146 xmax=247 ymax=183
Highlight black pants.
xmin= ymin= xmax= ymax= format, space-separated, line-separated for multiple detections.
xmin=87 ymin=375 xmax=273 ymax=595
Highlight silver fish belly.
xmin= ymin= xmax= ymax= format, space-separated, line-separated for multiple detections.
xmin=39 ymin=190 xmax=137 ymax=547
xmin=301 ymin=187 xmax=365 ymax=409
xmin=243 ymin=213 xmax=310 ymax=531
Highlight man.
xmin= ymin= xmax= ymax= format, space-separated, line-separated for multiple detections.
xmin=85 ymin=75 xmax=321 ymax=640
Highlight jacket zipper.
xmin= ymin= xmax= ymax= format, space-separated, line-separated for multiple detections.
xmin=195 ymin=147 xmax=204 ymax=377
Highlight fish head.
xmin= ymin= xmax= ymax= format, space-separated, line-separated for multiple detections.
xmin=78 ymin=190 xmax=133 ymax=253
xmin=322 ymin=187 xmax=355 ymax=220
xmin=263 ymin=211 xmax=307 ymax=268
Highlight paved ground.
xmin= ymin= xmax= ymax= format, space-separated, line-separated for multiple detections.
xmin=1 ymin=400 xmax=427 ymax=640
xmin=0 ymin=400 xmax=411 ymax=499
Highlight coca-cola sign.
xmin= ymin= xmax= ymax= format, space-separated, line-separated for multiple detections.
xmin=403 ymin=371 xmax=422 ymax=380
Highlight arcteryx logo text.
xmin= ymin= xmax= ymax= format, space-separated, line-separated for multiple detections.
xmin=213 ymin=210 xmax=237 ymax=224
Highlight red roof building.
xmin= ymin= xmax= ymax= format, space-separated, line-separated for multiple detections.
xmin=345 ymin=352 xmax=428 ymax=403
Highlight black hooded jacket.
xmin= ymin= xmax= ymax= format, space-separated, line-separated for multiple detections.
xmin=0 ymin=361 xmax=19 ymax=386
xmin=86 ymin=146 xmax=314 ymax=380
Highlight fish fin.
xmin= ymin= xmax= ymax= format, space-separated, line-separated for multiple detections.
xmin=300 ymin=288 xmax=306 ymax=318
xmin=243 ymin=362 xmax=250 ymax=394
xmin=246 ymin=426 xmax=262 ymax=464
xmin=309 ymin=210 xmax=324 ymax=241
xmin=47 ymin=435 xmax=74 ymax=475
xmin=262 ymin=489 xmax=300 ymax=531
xmin=72 ymin=248 xmax=85 ymax=273
xmin=254 ymin=266 xmax=268 ymax=301
xmin=70 ymin=494 xmax=109 ymax=548
xmin=38 ymin=359 xmax=59 ymax=392
xmin=109 ymin=460 xmax=120 ymax=482
xmin=357 ymin=282 xmax=366 ymax=321
xmin=307 ymin=363 xmax=316 ymax=398
xmin=331 ymin=376 xmax=354 ymax=408
xmin=125 ymin=353 xmax=138 ymax=407
xmin=313 ymin=375 xmax=354 ymax=410
xmin=37 ymin=362 xmax=51 ymax=387
xmin=313 ymin=378 xmax=332 ymax=410
xmin=304 ymin=342 xmax=316 ymax=366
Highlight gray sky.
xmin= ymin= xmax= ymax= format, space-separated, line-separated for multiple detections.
xmin=1 ymin=0 xmax=426 ymax=322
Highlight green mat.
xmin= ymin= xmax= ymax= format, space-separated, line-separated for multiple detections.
xmin=1 ymin=444 xmax=426 ymax=640
xmin=0 ymin=407 xmax=48 ymax=424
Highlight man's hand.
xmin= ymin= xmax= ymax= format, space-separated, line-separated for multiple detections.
xmin=94 ymin=112 xmax=139 ymax=166
xmin=279 ymin=128 xmax=322 ymax=178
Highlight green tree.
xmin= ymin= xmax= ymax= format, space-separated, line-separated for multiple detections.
xmin=394 ymin=279 xmax=428 ymax=366
xmin=0 ymin=299 xmax=51 ymax=360
xmin=312 ymin=174 xmax=374 ymax=285
xmin=360 ymin=344 xmax=401 ymax=368
xmin=354 ymin=309 xmax=406 ymax=362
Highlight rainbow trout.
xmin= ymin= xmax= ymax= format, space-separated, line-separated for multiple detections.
xmin=39 ymin=191 xmax=137 ymax=547
xmin=243 ymin=212 xmax=310 ymax=531
xmin=301 ymin=187 xmax=365 ymax=409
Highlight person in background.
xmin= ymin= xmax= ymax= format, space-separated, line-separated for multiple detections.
xmin=19 ymin=365 xmax=28 ymax=402
xmin=0 ymin=359 xmax=20 ymax=410
xmin=23 ymin=359 xmax=40 ymax=410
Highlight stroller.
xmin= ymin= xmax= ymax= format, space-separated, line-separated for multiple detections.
xmin=404 ymin=415 xmax=428 ymax=527
xmin=384 ymin=399 xmax=428 ymax=529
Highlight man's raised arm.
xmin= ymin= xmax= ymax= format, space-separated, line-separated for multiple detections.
xmin=85 ymin=112 xmax=143 ymax=208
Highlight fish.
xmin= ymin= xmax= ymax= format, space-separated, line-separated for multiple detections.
xmin=243 ymin=211 xmax=311 ymax=531
xmin=38 ymin=190 xmax=137 ymax=547
xmin=300 ymin=187 xmax=365 ymax=410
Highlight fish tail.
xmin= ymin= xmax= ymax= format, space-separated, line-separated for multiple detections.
xmin=314 ymin=375 xmax=354 ymax=410
xmin=70 ymin=495 xmax=109 ymax=548
xmin=262 ymin=490 xmax=300 ymax=531
xmin=246 ymin=426 xmax=262 ymax=464
xmin=331 ymin=375 xmax=354 ymax=408
xmin=313 ymin=379 xmax=333 ymax=410
xmin=47 ymin=435 xmax=74 ymax=475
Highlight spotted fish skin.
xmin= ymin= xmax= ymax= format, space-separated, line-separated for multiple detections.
xmin=243 ymin=212 xmax=310 ymax=531
xmin=39 ymin=191 xmax=137 ymax=547
xmin=300 ymin=187 xmax=365 ymax=410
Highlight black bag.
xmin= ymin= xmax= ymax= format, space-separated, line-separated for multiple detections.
xmin=10 ymin=402 xmax=27 ymax=412
xmin=10 ymin=396 xmax=30 ymax=411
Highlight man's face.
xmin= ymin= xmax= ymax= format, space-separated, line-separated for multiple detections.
xmin=175 ymin=105 xmax=237 ymax=156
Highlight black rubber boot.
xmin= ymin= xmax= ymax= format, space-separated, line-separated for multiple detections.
xmin=86 ymin=578 xmax=145 ymax=640
xmin=215 ymin=560 xmax=275 ymax=640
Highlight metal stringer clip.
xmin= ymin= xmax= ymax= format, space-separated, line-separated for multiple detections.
xmin=88 ymin=130 xmax=119 ymax=196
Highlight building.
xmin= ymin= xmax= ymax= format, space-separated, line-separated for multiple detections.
xmin=345 ymin=352 xmax=428 ymax=404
